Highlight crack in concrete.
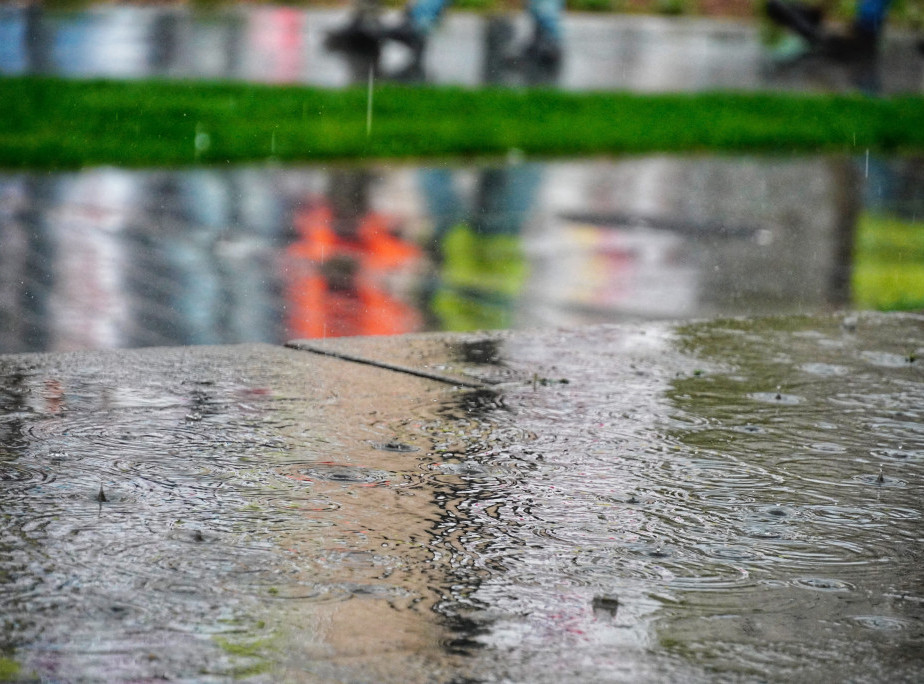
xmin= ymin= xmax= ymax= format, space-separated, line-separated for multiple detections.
xmin=285 ymin=340 xmax=488 ymax=389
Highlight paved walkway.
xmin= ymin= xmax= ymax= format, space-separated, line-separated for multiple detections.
xmin=1 ymin=313 xmax=922 ymax=681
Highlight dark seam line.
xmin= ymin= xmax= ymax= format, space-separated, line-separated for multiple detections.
xmin=284 ymin=342 xmax=488 ymax=389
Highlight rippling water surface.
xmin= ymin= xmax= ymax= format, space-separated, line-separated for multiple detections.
xmin=1 ymin=313 xmax=922 ymax=681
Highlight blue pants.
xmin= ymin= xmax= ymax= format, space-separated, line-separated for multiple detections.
xmin=408 ymin=0 xmax=563 ymax=42
xmin=856 ymin=0 xmax=892 ymax=34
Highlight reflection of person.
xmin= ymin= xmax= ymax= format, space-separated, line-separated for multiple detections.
xmin=419 ymin=164 xmax=541 ymax=331
xmin=285 ymin=172 xmax=422 ymax=338
xmin=766 ymin=0 xmax=893 ymax=59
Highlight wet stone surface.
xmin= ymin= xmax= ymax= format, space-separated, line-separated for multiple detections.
xmin=0 ymin=312 xmax=923 ymax=681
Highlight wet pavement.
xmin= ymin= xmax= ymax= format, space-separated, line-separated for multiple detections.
xmin=2 ymin=5 xmax=923 ymax=682
xmin=1 ymin=5 xmax=923 ymax=94
xmin=2 ymin=154 xmax=923 ymax=354
xmin=1 ymin=312 xmax=922 ymax=682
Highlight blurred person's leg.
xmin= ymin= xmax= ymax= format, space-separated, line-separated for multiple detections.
xmin=822 ymin=0 xmax=893 ymax=59
xmin=406 ymin=0 xmax=451 ymax=34
xmin=377 ymin=0 xmax=452 ymax=78
xmin=767 ymin=0 xmax=895 ymax=59
xmin=765 ymin=0 xmax=824 ymax=41
xmin=525 ymin=0 xmax=563 ymax=64
xmin=326 ymin=0 xmax=383 ymax=54
xmin=855 ymin=0 xmax=892 ymax=36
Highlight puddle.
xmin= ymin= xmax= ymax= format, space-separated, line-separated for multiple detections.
xmin=0 ymin=313 xmax=922 ymax=681
xmin=1 ymin=6 xmax=922 ymax=94
xmin=2 ymin=155 xmax=922 ymax=354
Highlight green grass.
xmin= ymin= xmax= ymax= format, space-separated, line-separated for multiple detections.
xmin=2 ymin=76 xmax=924 ymax=169
xmin=853 ymin=212 xmax=924 ymax=311
xmin=0 ymin=656 xmax=21 ymax=682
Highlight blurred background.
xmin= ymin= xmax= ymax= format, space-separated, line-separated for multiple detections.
xmin=1 ymin=2 xmax=922 ymax=353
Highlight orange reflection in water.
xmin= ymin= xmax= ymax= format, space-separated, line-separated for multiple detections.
xmin=284 ymin=200 xmax=423 ymax=339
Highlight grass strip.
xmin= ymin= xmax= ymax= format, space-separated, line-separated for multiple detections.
xmin=853 ymin=212 xmax=924 ymax=312
xmin=2 ymin=76 xmax=924 ymax=169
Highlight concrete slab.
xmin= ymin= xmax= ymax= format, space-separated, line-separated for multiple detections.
xmin=1 ymin=313 xmax=923 ymax=682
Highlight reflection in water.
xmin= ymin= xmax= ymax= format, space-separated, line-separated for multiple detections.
xmin=2 ymin=156 xmax=922 ymax=354
xmin=2 ymin=5 xmax=922 ymax=93
xmin=651 ymin=315 xmax=924 ymax=678
xmin=423 ymin=165 xmax=539 ymax=331
xmin=3 ymin=314 xmax=920 ymax=680
xmin=386 ymin=315 xmax=924 ymax=681
xmin=285 ymin=170 xmax=422 ymax=338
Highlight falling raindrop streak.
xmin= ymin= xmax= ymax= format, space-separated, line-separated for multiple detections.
xmin=367 ymin=65 xmax=374 ymax=138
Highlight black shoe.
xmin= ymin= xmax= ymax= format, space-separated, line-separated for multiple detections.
xmin=524 ymin=29 xmax=562 ymax=68
xmin=482 ymin=15 xmax=517 ymax=84
xmin=765 ymin=0 xmax=824 ymax=42
xmin=382 ymin=17 xmax=426 ymax=55
xmin=325 ymin=15 xmax=383 ymax=57
xmin=381 ymin=17 xmax=428 ymax=81
xmin=505 ymin=25 xmax=562 ymax=71
xmin=819 ymin=25 xmax=879 ymax=62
